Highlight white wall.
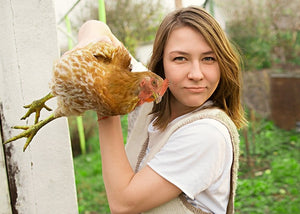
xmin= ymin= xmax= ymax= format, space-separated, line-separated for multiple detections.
xmin=0 ymin=0 xmax=78 ymax=213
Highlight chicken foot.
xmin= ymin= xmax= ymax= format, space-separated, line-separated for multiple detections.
xmin=3 ymin=92 xmax=58 ymax=151
xmin=21 ymin=92 xmax=54 ymax=124
xmin=4 ymin=114 xmax=59 ymax=151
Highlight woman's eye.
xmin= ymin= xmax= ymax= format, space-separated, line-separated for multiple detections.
xmin=203 ymin=57 xmax=216 ymax=64
xmin=173 ymin=56 xmax=186 ymax=62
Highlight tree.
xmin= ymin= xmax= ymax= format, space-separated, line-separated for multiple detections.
xmin=62 ymin=0 xmax=167 ymax=55
xmin=216 ymin=0 xmax=300 ymax=70
xmin=105 ymin=0 xmax=166 ymax=54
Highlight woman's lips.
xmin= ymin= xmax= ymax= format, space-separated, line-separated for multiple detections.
xmin=184 ymin=86 xmax=206 ymax=93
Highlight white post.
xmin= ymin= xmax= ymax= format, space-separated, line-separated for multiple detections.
xmin=0 ymin=0 xmax=78 ymax=213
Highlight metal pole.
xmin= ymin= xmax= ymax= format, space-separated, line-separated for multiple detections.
xmin=98 ymin=0 xmax=106 ymax=23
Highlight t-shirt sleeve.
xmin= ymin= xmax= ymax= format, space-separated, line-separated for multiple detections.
xmin=147 ymin=119 xmax=231 ymax=199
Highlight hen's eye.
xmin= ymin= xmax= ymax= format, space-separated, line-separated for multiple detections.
xmin=151 ymin=80 xmax=157 ymax=87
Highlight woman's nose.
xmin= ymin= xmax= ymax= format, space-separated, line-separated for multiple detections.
xmin=187 ymin=61 xmax=204 ymax=81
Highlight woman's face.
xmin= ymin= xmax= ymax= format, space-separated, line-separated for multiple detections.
xmin=163 ymin=26 xmax=220 ymax=119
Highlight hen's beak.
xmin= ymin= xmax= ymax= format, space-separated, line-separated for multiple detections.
xmin=153 ymin=79 xmax=169 ymax=104
xmin=160 ymin=79 xmax=169 ymax=95
xmin=152 ymin=92 xmax=162 ymax=104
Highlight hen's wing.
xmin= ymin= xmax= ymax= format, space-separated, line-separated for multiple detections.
xmin=86 ymin=42 xmax=131 ymax=70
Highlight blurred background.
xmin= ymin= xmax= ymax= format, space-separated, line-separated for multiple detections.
xmin=53 ymin=0 xmax=300 ymax=213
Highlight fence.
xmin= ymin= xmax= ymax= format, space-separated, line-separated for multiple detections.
xmin=0 ymin=0 xmax=78 ymax=213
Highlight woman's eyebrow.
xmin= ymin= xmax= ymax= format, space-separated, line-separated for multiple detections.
xmin=169 ymin=50 xmax=215 ymax=55
xmin=169 ymin=50 xmax=189 ymax=55
xmin=202 ymin=51 xmax=215 ymax=55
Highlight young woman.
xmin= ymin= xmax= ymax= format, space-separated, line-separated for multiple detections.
xmin=76 ymin=6 xmax=246 ymax=214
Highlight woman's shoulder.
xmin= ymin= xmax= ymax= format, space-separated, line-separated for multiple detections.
xmin=172 ymin=106 xmax=238 ymax=140
xmin=170 ymin=117 xmax=231 ymax=148
xmin=182 ymin=117 xmax=230 ymax=136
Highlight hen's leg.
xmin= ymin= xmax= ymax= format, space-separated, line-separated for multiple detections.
xmin=21 ymin=92 xmax=54 ymax=124
xmin=4 ymin=114 xmax=60 ymax=151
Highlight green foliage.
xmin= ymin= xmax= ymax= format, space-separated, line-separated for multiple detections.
xmin=105 ymin=0 xmax=166 ymax=54
xmin=236 ymin=118 xmax=300 ymax=213
xmin=74 ymin=151 xmax=110 ymax=213
xmin=68 ymin=0 xmax=166 ymax=56
xmin=227 ymin=22 xmax=272 ymax=70
xmin=223 ymin=0 xmax=300 ymax=71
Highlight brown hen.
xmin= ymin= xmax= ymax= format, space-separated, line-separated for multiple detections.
xmin=4 ymin=41 xmax=168 ymax=151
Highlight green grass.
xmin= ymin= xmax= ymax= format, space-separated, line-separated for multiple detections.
xmin=73 ymin=116 xmax=300 ymax=214
xmin=74 ymin=149 xmax=109 ymax=214
xmin=235 ymin=119 xmax=300 ymax=214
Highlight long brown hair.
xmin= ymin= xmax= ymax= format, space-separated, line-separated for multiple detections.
xmin=149 ymin=6 xmax=247 ymax=130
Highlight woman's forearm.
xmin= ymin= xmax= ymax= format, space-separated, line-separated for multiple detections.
xmin=98 ymin=116 xmax=137 ymax=213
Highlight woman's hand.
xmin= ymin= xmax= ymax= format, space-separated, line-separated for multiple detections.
xmin=64 ymin=20 xmax=122 ymax=56
xmin=77 ymin=20 xmax=122 ymax=48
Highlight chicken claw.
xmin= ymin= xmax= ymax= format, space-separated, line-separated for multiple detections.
xmin=21 ymin=93 xmax=54 ymax=124
xmin=4 ymin=114 xmax=57 ymax=151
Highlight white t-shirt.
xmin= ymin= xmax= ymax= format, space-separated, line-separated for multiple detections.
xmin=145 ymin=113 xmax=233 ymax=214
